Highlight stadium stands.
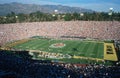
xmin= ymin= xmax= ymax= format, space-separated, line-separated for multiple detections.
xmin=0 ymin=21 xmax=120 ymax=46
xmin=0 ymin=50 xmax=120 ymax=78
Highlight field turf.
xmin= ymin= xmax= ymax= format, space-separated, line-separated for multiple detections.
xmin=12 ymin=38 xmax=104 ymax=59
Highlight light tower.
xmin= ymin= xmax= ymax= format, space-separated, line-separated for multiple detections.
xmin=52 ymin=9 xmax=58 ymax=20
xmin=54 ymin=9 xmax=58 ymax=13
xmin=80 ymin=13 xmax=84 ymax=20
xmin=108 ymin=8 xmax=113 ymax=21
xmin=108 ymin=8 xmax=114 ymax=39
xmin=53 ymin=9 xmax=58 ymax=16
xmin=80 ymin=13 xmax=84 ymax=17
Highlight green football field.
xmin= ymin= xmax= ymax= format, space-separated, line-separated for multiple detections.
xmin=12 ymin=38 xmax=104 ymax=59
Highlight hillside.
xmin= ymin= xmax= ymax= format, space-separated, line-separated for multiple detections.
xmin=0 ymin=2 xmax=94 ymax=15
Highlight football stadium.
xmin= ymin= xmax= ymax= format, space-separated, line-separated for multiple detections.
xmin=0 ymin=21 xmax=120 ymax=78
xmin=1 ymin=0 xmax=120 ymax=77
xmin=0 ymin=21 xmax=119 ymax=63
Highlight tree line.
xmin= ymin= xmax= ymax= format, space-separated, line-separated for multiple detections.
xmin=0 ymin=11 xmax=120 ymax=24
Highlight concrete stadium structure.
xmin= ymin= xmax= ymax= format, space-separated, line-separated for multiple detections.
xmin=0 ymin=21 xmax=120 ymax=46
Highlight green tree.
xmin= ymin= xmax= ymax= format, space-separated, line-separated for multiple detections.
xmin=6 ymin=12 xmax=17 ymax=23
xmin=64 ymin=13 xmax=72 ymax=21
xmin=17 ymin=13 xmax=26 ymax=22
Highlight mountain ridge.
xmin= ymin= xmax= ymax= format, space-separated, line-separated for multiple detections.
xmin=0 ymin=2 xmax=94 ymax=16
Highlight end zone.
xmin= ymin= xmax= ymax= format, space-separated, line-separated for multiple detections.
xmin=104 ymin=43 xmax=118 ymax=61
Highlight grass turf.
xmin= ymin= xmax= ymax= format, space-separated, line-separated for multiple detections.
xmin=12 ymin=38 xmax=104 ymax=59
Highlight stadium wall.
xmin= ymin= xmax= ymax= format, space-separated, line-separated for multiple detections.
xmin=0 ymin=21 xmax=120 ymax=46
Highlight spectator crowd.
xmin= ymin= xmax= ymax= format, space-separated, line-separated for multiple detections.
xmin=0 ymin=21 xmax=120 ymax=46
xmin=0 ymin=50 xmax=120 ymax=78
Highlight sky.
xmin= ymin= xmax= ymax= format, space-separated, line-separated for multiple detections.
xmin=0 ymin=0 xmax=120 ymax=12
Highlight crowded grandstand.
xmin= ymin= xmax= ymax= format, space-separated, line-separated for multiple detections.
xmin=0 ymin=21 xmax=120 ymax=45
